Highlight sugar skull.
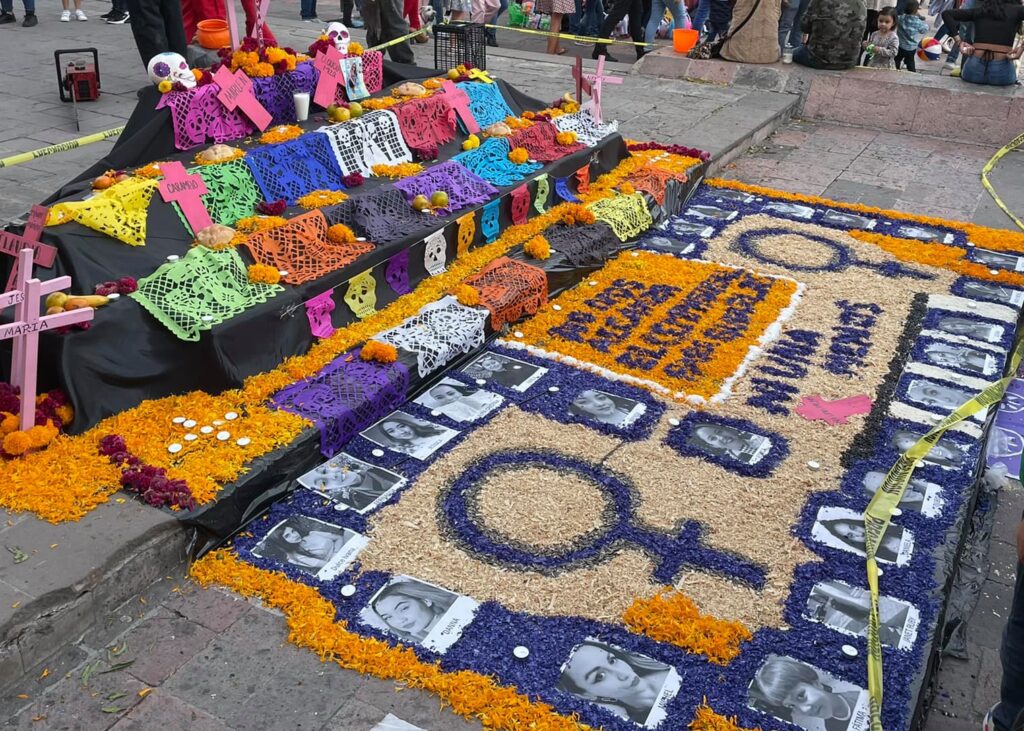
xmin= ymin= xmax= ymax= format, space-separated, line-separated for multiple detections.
xmin=324 ymin=21 xmax=351 ymax=55
xmin=147 ymin=52 xmax=197 ymax=89
xmin=424 ymin=230 xmax=447 ymax=276
xmin=344 ymin=270 xmax=377 ymax=319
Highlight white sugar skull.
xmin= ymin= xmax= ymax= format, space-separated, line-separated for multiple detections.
xmin=324 ymin=21 xmax=351 ymax=54
xmin=424 ymin=230 xmax=447 ymax=276
xmin=147 ymin=52 xmax=196 ymax=89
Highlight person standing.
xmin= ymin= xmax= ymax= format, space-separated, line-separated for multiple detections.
xmin=895 ymin=0 xmax=928 ymax=69
xmin=644 ymin=0 xmax=688 ymax=43
xmin=0 ymin=0 xmax=37 ymax=26
xmin=592 ymin=0 xmax=650 ymax=61
xmin=792 ymin=0 xmax=866 ymax=68
xmin=720 ymin=0 xmax=782 ymax=62
xmin=537 ymin=0 xmax=573 ymax=53
xmin=101 ymin=0 xmax=130 ymax=24
xmin=363 ymin=0 xmax=416 ymax=62
xmin=126 ymin=0 xmax=187 ymax=65
xmin=60 ymin=0 xmax=86 ymax=21
xmin=985 ymin=516 xmax=1024 ymax=731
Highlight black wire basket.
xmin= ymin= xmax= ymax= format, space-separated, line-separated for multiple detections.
xmin=432 ymin=22 xmax=487 ymax=72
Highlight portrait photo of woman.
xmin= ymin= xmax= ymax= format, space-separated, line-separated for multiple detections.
xmin=413 ymin=378 xmax=504 ymax=422
xmin=921 ymin=341 xmax=997 ymax=377
xmin=568 ymin=389 xmax=646 ymax=428
xmin=360 ymin=411 xmax=459 ymax=461
xmin=686 ymin=204 xmax=737 ymax=221
xmin=960 ymin=280 xmax=1024 ymax=307
xmin=251 ymin=515 xmax=368 ymax=581
xmin=805 ymin=579 xmax=919 ymax=650
xmin=904 ymin=379 xmax=975 ymax=414
xmin=556 ymin=638 xmax=680 ymax=728
xmin=360 ymin=575 xmax=479 ymax=654
xmin=687 ymin=422 xmax=772 ymax=466
xmin=461 ymin=352 xmax=547 ymax=392
xmin=763 ymin=201 xmax=816 ymax=220
xmin=897 ymin=224 xmax=946 ymax=242
xmin=935 ymin=316 xmax=1004 ymax=343
xmin=861 ymin=470 xmax=942 ymax=517
xmin=822 ymin=210 xmax=875 ymax=229
xmin=890 ymin=430 xmax=966 ymax=470
xmin=811 ymin=506 xmax=913 ymax=566
xmin=971 ymin=248 xmax=1024 ymax=272
xmin=297 ymin=452 xmax=406 ymax=514
xmin=748 ymin=655 xmax=869 ymax=731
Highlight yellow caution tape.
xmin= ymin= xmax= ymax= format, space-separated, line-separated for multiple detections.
xmin=863 ymin=334 xmax=1024 ymax=731
xmin=0 ymin=126 xmax=125 ymax=169
xmin=980 ymin=130 xmax=1024 ymax=232
xmin=367 ymin=21 xmax=652 ymax=52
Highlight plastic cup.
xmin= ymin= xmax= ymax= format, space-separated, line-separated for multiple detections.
xmin=782 ymin=49 xmax=793 ymax=63
xmin=293 ymin=92 xmax=310 ymax=122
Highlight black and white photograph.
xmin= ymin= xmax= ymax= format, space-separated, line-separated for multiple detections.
xmin=298 ymin=452 xmax=407 ymax=514
xmin=687 ymin=422 xmax=773 ymax=465
xmin=686 ymin=204 xmax=738 ymax=221
xmin=569 ymin=389 xmax=646 ymax=427
xmin=360 ymin=411 xmax=459 ymax=461
xmin=921 ymin=341 xmax=998 ymax=377
xmin=811 ymin=506 xmax=914 ymax=566
xmin=861 ymin=470 xmax=943 ymax=517
xmin=897 ymin=224 xmax=952 ymax=243
xmin=713 ymin=189 xmax=756 ymax=203
xmin=891 ymin=429 xmax=967 ymax=469
xmin=414 ymin=378 xmax=504 ymax=422
xmin=960 ymin=280 xmax=1024 ymax=307
xmin=805 ymin=579 xmax=920 ymax=651
xmin=556 ymin=638 xmax=681 ymax=728
xmin=823 ymin=210 xmax=876 ymax=229
xmin=747 ymin=654 xmax=870 ymax=731
xmin=935 ymin=316 xmax=1004 ymax=343
xmin=359 ymin=575 xmax=479 ymax=654
xmin=461 ymin=351 xmax=548 ymax=392
xmin=763 ymin=201 xmax=816 ymax=220
xmin=641 ymin=233 xmax=700 ymax=254
xmin=970 ymin=248 xmax=1024 ymax=272
xmin=251 ymin=515 xmax=368 ymax=581
xmin=904 ymin=378 xmax=976 ymax=413
xmin=663 ymin=218 xmax=715 ymax=238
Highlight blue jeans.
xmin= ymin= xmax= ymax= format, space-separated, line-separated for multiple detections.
xmin=778 ymin=0 xmax=800 ymax=52
xmin=644 ymin=0 xmax=687 ymax=43
xmin=995 ymin=562 xmax=1024 ymax=731
xmin=570 ymin=0 xmax=603 ymax=36
xmin=0 ymin=0 xmax=34 ymax=11
xmin=300 ymin=0 xmax=317 ymax=18
xmin=962 ymin=55 xmax=1017 ymax=85
xmin=792 ymin=43 xmax=827 ymax=68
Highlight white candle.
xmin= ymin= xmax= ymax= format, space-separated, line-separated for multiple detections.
xmin=293 ymin=92 xmax=310 ymax=122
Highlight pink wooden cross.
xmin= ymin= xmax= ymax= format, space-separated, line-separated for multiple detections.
xmin=795 ymin=394 xmax=873 ymax=426
xmin=572 ymin=55 xmax=621 ymax=124
xmin=0 ymin=206 xmax=56 ymax=293
xmin=313 ymin=45 xmax=345 ymax=109
xmin=214 ymin=65 xmax=272 ymax=131
xmin=440 ymin=80 xmax=479 ymax=134
xmin=158 ymin=161 xmax=213 ymax=233
xmin=467 ymin=68 xmax=493 ymax=84
xmin=3 ymin=249 xmax=94 ymax=431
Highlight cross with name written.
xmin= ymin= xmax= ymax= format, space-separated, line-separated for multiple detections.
xmin=158 ymin=161 xmax=213 ymax=234
xmin=214 ymin=65 xmax=272 ymax=131
xmin=313 ymin=45 xmax=345 ymax=109
xmin=2 ymin=249 xmax=94 ymax=431
xmin=0 ymin=206 xmax=56 ymax=293
xmin=440 ymin=80 xmax=479 ymax=134
xmin=572 ymin=55 xmax=621 ymax=124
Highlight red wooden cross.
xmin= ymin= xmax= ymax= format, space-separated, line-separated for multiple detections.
xmin=0 ymin=206 xmax=56 ymax=293
xmin=158 ymin=161 xmax=214 ymax=233
xmin=440 ymin=80 xmax=479 ymax=135
xmin=214 ymin=65 xmax=272 ymax=131
xmin=313 ymin=45 xmax=345 ymax=109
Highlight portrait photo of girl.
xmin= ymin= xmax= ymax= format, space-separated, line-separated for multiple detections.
xmin=960 ymin=280 xmax=1024 ymax=307
xmin=360 ymin=411 xmax=459 ymax=461
xmin=861 ymin=470 xmax=942 ymax=517
xmin=934 ymin=316 xmax=1004 ymax=343
xmin=461 ymin=351 xmax=548 ymax=392
xmin=811 ymin=506 xmax=914 ymax=566
xmin=748 ymin=655 xmax=870 ymax=731
xmin=297 ymin=452 xmax=406 ymax=514
xmin=413 ymin=378 xmax=504 ymax=422
xmin=890 ymin=429 xmax=967 ymax=470
xmin=921 ymin=341 xmax=997 ymax=377
xmin=359 ymin=575 xmax=479 ymax=654
xmin=556 ymin=638 xmax=680 ymax=728
xmin=251 ymin=515 xmax=368 ymax=581
xmin=686 ymin=422 xmax=773 ymax=466
xmin=568 ymin=389 xmax=646 ymax=428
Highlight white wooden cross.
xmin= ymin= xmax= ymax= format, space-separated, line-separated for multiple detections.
xmin=572 ymin=55 xmax=621 ymax=124
xmin=3 ymin=249 xmax=94 ymax=431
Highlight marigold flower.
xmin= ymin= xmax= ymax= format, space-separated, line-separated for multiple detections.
xmin=508 ymin=147 xmax=529 ymax=164
xmin=1 ymin=413 xmax=19 ymax=434
xmin=158 ymin=80 xmax=173 ymax=93
xmin=296 ymin=189 xmax=349 ymax=209
xmin=359 ymin=341 xmax=398 ymax=363
xmin=452 ymin=284 xmax=480 ymax=306
xmin=327 ymin=224 xmax=358 ymax=243
xmin=555 ymin=131 xmax=577 ymax=145
xmin=260 ymin=124 xmax=304 ymax=144
xmin=247 ymin=263 xmax=282 ymax=285
xmin=3 ymin=431 xmax=32 ymax=456
xmin=523 ymin=235 xmax=550 ymax=260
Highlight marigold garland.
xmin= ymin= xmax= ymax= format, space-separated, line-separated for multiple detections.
xmin=708 ymin=177 xmax=1024 ymax=253
xmin=619 ymin=181 xmax=636 ymax=195
xmin=190 ymin=550 xmax=594 ymax=731
xmin=359 ymin=341 xmax=399 ymax=363
xmin=622 ymin=588 xmax=751 ymax=665
xmin=508 ymin=147 xmax=530 ymax=165
xmin=361 ymin=96 xmax=401 ymax=110
xmin=327 ymin=223 xmax=358 ymax=244
xmin=133 ymin=162 xmax=166 ymax=179
xmin=452 ymin=283 xmax=481 ymax=306
xmin=248 ymin=263 xmax=282 ymax=284
xmin=371 ymin=162 xmax=424 ymax=179
xmin=1 ymin=413 xmax=19 ymax=434
xmin=523 ymin=235 xmax=551 ymax=260
xmin=296 ymin=189 xmax=349 ymax=209
xmin=560 ymin=203 xmax=596 ymax=226
xmin=260 ymin=125 xmax=304 ymax=145
xmin=3 ymin=431 xmax=32 ymax=456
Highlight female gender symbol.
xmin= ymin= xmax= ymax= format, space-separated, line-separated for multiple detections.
xmin=439 ymin=451 xmax=766 ymax=589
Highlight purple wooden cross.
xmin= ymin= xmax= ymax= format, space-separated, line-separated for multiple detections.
xmin=572 ymin=55 xmax=621 ymax=124
xmin=0 ymin=206 xmax=56 ymax=293
xmin=440 ymin=80 xmax=479 ymax=134
xmin=3 ymin=249 xmax=94 ymax=431
xmin=214 ymin=65 xmax=272 ymax=131
xmin=313 ymin=45 xmax=344 ymax=109
xmin=158 ymin=161 xmax=213 ymax=233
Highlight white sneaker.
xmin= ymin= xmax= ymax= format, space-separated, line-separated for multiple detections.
xmin=60 ymin=9 xmax=70 ymax=20
xmin=75 ymin=8 xmax=87 ymax=19
xmin=942 ymin=60 xmax=955 ymax=70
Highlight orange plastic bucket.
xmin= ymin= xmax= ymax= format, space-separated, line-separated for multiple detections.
xmin=197 ymin=19 xmax=231 ymax=49
xmin=673 ymin=28 xmax=699 ymax=54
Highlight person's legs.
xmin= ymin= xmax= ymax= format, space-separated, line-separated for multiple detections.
xmin=484 ymin=0 xmax=506 ymax=43
xmin=778 ymin=0 xmax=798 ymax=53
xmin=644 ymin=0 xmax=664 ymax=42
xmin=903 ymin=47 xmax=916 ymax=72
xmin=594 ymin=0 xmax=630 ymax=59
xmin=667 ymin=0 xmax=686 ymax=29
xmin=159 ymin=0 xmax=187 ymax=54
xmin=792 ymin=44 xmax=825 ymax=68
xmin=584 ymin=0 xmax=602 ymax=35
xmin=300 ymin=0 xmax=316 ymax=19
xmin=630 ymin=0 xmax=648 ymax=56
xmin=404 ymin=0 xmax=420 ymax=27
xmin=692 ymin=0 xmax=707 ymax=32
xmin=994 ymin=563 xmax=1024 ymax=731
xmin=786 ymin=0 xmax=808 ymax=45
xmin=377 ymin=0 xmax=415 ymax=61
xmin=127 ymin=0 xmax=170 ymax=64
xmin=706 ymin=0 xmax=728 ymax=39
xmin=545 ymin=11 xmax=563 ymax=52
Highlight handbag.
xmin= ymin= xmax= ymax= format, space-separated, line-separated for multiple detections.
xmin=687 ymin=0 xmax=764 ymax=59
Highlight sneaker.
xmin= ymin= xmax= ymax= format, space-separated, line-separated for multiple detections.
xmin=942 ymin=60 xmax=955 ymax=70
xmin=22 ymin=11 xmax=36 ymax=24
xmin=106 ymin=10 xmax=128 ymax=22
xmin=75 ymin=8 xmax=86 ymax=19
xmin=0 ymin=10 xmax=15 ymax=22
xmin=99 ymin=9 xmax=110 ymax=17
xmin=984 ymin=704 xmax=999 ymax=731
xmin=60 ymin=9 xmax=70 ymax=20
xmin=348 ymin=17 xmax=364 ymax=27
xmin=301 ymin=15 xmax=319 ymax=21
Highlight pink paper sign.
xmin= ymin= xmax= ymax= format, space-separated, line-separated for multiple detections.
xmin=0 ymin=206 xmax=56 ymax=292
xmin=158 ymin=161 xmax=214 ymax=233
xmin=214 ymin=65 xmax=272 ymax=131
xmin=795 ymin=394 xmax=873 ymax=425
xmin=313 ymin=45 xmax=344 ymax=109
xmin=440 ymin=80 xmax=478 ymax=135
xmin=304 ymin=289 xmax=336 ymax=339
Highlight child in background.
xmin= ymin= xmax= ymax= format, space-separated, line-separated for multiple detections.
xmin=896 ymin=0 xmax=928 ymax=70
xmin=864 ymin=5 xmax=899 ymax=67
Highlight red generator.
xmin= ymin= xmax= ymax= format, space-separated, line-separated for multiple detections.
xmin=55 ymin=48 xmax=101 ymax=103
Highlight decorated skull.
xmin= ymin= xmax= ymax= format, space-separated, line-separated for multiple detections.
xmin=324 ymin=21 xmax=351 ymax=55
xmin=147 ymin=52 xmax=196 ymax=89
xmin=424 ymin=231 xmax=447 ymax=276
xmin=344 ymin=271 xmax=377 ymax=319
